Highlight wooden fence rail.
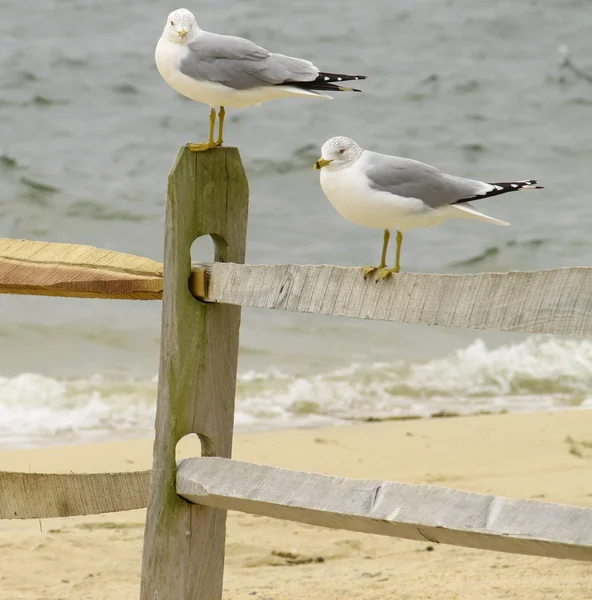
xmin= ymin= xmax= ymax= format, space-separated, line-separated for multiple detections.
xmin=177 ymin=457 xmax=592 ymax=562
xmin=2 ymin=242 xmax=590 ymax=336
xmin=0 ymin=146 xmax=591 ymax=600
xmin=0 ymin=471 xmax=150 ymax=519
xmin=194 ymin=263 xmax=592 ymax=336
xmin=0 ymin=238 xmax=163 ymax=299
xmin=3 ymin=456 xmax=592 ymax=563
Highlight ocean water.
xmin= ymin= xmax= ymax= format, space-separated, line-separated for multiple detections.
xmin=1 ymin=0 xmax=591 ymax=449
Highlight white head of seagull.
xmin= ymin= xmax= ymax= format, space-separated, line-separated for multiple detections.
xmin=314 ymin=137 xmax=364 ymax=171
xmin=163 ymin=8 xmax=199 ymax=43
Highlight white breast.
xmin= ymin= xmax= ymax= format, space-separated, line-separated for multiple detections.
xmin=319 ymin=157 xmax=438 ymax=232
xmin=155 ymin=38 xmax=232 ymax=107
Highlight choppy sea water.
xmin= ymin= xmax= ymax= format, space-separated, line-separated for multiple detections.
xmin=1 ymin=0 xmax=591 ymax=449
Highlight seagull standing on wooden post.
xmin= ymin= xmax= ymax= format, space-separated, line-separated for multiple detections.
xmin=155 ymin=8 xmax=367 ymax=151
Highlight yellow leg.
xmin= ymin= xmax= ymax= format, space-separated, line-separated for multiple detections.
xmin=362 ymin=229 xmax=390 ymax=279
xmin=394 ymin=230 xmax=403 ymax=273
xmin=381 ymin=229 xmax=391 ymax=268
xmin=215 ymin=107 xmax=225 ymax=147
xmin=188 ymin=108 xmax=217 ymax=152
xmin=375 ymin=230 xmax=403 ymax=281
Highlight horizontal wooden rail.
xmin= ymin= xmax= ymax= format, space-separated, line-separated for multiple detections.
xmin=0 ymin=238 xmax=164 ymax=299
xmin=0 ymin=470 xmax=151 ymax=519
xmin=192 ymin=263 xmax=592 ymax=337
xmin=1 ymin=238 xmax=590 ymax=337
xmin=177 ymin=457 xmax=592 ymax=562
xmin=5 ymin=458 xmax=592 ymax=564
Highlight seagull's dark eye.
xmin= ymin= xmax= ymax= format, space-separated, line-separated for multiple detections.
xmin=170 ymin=20 xmax=175 ymax=26
xmin=339 ymin=148 xmax=345 ymax=154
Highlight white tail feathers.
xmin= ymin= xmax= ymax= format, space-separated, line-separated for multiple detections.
xmin=451 ymin=203 xmax=511 ymax=227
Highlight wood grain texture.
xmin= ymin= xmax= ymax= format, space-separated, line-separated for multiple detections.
xmin=177 ymin=457 xmax=592 ymax=562
xmin=191 ymin=263 xmax=592 ymax=337
xmin=140 ymin=147 xmax=248 ymax=600
xmin=0 ymin=238 xmax=163 ymax=299
xmin=0 ymin=471 xmax=150 ymax=519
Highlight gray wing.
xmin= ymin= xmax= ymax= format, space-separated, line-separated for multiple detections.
xmin=365 ymin=152 xmax=487 ymax=209
xmin=179 ymin=32 xmax=318 ymax=90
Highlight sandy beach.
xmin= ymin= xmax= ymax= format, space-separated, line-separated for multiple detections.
xmin=1 ymin=410 xmax=591 ymax=599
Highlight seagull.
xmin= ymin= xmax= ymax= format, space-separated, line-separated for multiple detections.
xmin=314 ymin=136 xmax=544 ymax=279
xmin=155 ymin=8 xmax=367 ymax=151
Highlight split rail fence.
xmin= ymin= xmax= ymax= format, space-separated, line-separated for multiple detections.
xmin=0 ymin=147 xmax=591 ymax=600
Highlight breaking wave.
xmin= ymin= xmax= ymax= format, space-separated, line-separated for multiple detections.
xmin=1 ymin=336 xmax=590 ymax=449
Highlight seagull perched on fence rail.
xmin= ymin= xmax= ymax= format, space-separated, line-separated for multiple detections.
xmin=314 ymin=136 xmax=544 ymax=280
xmin=155 ymin=8 xmax=367 ymax=151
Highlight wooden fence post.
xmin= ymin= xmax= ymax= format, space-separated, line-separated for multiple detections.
xmin=140 ymin=147 xmax=248 ymax=600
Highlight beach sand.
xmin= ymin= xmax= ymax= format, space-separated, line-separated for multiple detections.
xmin=1 ymin=410 xmax=591 ymax=599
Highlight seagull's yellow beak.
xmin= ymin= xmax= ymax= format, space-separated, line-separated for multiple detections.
xmin=313 ymin=158 xmax=333 ymax=170
xmin=177 ymin=29 xmax=187 ymax=40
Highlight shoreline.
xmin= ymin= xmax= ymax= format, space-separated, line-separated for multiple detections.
xmin=3 ymin=331 xmax=591 ymax=453
xmin=3 ymin=404 xmax=588 ymax=454
xmin=1 ymin=409 xmax=591 ymax=599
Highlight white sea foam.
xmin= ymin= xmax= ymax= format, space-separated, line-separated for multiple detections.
xmin=0 ymin=336 xmax=590 ymax=449
xmin=0 ymin=373 xmax=157 ymax=449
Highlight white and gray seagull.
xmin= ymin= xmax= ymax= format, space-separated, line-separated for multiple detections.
xmin=314 ymin=136 xmax=544 ymax=279
xmin=155 ymin=8 xmax=367 ymax=151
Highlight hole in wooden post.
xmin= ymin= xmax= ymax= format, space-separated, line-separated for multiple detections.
xmin=189 ymin=234 xmax=229 ymax=301
xmin=176 ymin=433 xmax=202 ymax=460
xmin=190 ymin=233 xmax=228 ymax=264
xmin=176 ymin=432 xmax=217 ymax=460
xmin=190 ymin=234 xmax=215 ymax=264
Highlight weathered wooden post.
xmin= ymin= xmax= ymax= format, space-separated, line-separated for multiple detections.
xmin=140 ymin=147 xmax=248 ymax=600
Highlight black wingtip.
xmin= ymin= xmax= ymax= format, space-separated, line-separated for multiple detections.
xmin=316 ymin=72 xmax=368 ymax=84
xmin=334 ymin=85 xmax=363 ymax=92
xmin=452 ymin=179 xmax=545 ymax=205
xmin=521 ymin=180 xmax=544 ymax=189
xmin=492 ymin=179 xmax=545 ymax=192
xmin=277 ymin=72 xmax=367 ymax=93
